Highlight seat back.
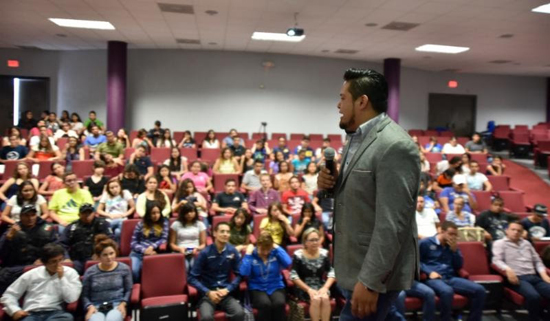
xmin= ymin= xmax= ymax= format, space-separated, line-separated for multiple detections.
xmin=1 ymin=160 xmax=32 ymax=181
xmin=253 ymin=214 xmax=268 ymax=239
xmin=271 ymin=133 xmax=287 ymax=140
xmin=251 ymin=133 xmax=265 ymax=140
xmin=439 ymin=131 xmax=454 ymax=137
xmin=150 ymin=147 xmax=171 ymax=164
xmin=142 ymin=253 xmax=186 ymax=299
xmin=200 ymin=148 xmax=220 ymax=165
xmin=471 ymin=190 xmax=492 ymax=213
xmin=290 ymin=133 xmax=305 ymax=141
xmin=194 ymin=132 xmax=208 ymax=145
xmin=538 ymin=140 xmax=550 ymax=152
xmin=57 ymin=137 xmax=68 ymax=150
xmin=408 ymin=130 xmax=424 ymax=137
xmin=469 ymin=153 xmax=488 ymax=163
xmin=424 ymin=130 xmax=438 ymax=137
xmin=173 ymin=131 xmax=185 ymax=144
xmin=498 ymin=191 xmax=526 ymax=213
xmin=211 ymin=215 xmax=232 ymax=234
xmin=71 ymin=160 xmax=95 ymax=179
xmin=84 ymin=257 xmax=132 ymax=272
xmin=458 ymin=242 xmax=490 ymax=275
xmin=286 ymin=244 xmax=303 ymax=258
xmin=212 ymin=173 xmax=240 ymax=193
xmin=327 ymin=134 xmax=342 ymax=144
xmin=424 ymin=152 xmax=442 ymax=163
xmin=179 ymin=147 xmax=198 ymax=160
xmin=124 ymin=148 xmax=135 ymax=160
xmin=120 ymin=219 xmax=141 ymax=257
xmin=309 ymin=134 xmax=323 ymax=141
xmin=534 ymin=241 xmax=550 ymax=255
xmin=488 ymin=175 xmax=511 ymax=192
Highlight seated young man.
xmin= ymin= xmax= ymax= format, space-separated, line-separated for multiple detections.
xmin=493 ymin=221 xmax=550 ymax=320
xmin=281 ymin=176 xmax=310 ymax=215
xmin=188 ymin=222 xmax=244 ymax=321
xmin=465 ymin=133 xmax=488 ymax=154
xmin=84 ymin=125 xmax=107 ymax=154
xmin=419 ymin=221 xmax=486 ymax=321
xmin=95 ymin=131 xmax=124 ymax=166
xmin=439 ymin=174 xmax=477 ymax=214
xmin=465 ymin=160 xmax=492 ymax=192
xmin=248 ymin=174 xmax=280 ymax=215
xmin=521 ymin=204 xmax=550 ymax=241
xmin=0 ymin=135 xmax=28 ymax=163
xmin=128 ymin=145 xmax=153 ymax=180
xmin=229 ymin=136 xmax=246 ymax=161
xmin=272 ymin=137 xmax=291 ymax=160
xmin=211 ymin=179 xmax=248 ymax=215
xmin=53 ymin=122 xmax=78 ymax=142
xmin=476 ymin=197 xmax=515 ymax=242
xmin=241 ymin=160 xmax=267 ymax=194
xmin=291 ymin=150 xmax=310 ymax=175
xmin=60 ymin=203 xmax=113 ymax=274
xmin=293 ymin=136 xmax=315 ymax=162
xmin=0 ymin=204 xmax=58 ymax=294
xmin=0 ymin=243 xmax=82 ymax=321
xmin=83 ymin=111 xmax=105 ymax=132
xmin=48 ymin=172 xmax=94 ymax=233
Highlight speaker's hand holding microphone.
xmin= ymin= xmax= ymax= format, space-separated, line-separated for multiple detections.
xmin=317 ymin=147 xmax=338 ymax=196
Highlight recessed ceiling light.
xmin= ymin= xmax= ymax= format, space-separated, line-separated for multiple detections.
xmin=532 ymin=3 xmax=550 ymax=14
xmin=251 ymin=32 xmax=305 ymax=42
xmin=49 ymin=18 xmax=115 ymax=30
xmin=415 ymin=44 xmax=469 ymax=54
xmin=205 ymin=10 xmax=218 ymax=15
xmin=365 ymin=23 xmax=378 ymax=27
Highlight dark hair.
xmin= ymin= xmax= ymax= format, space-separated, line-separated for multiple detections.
xmin=220 ymin=147 xmax=234 ymax=160
xmin=145 ymin=176 xmax=167 ymax=209
xmin=462 ymin=153 xmax=471 ymax=161
xmin=93 ymin=235 xmax=118 ymax=256
xmin=289 ymin=175 xmax=301 ymax=184
xmin=157 ymin=164 xmax=172 ymax=180
xmin=123 ymin=164 xmax=140 ymax=177
xmin=155 ymin=120 xmax=161 ymax=127
xmin=50 ymin=162 xmax=64 ymax=176
xmin=40 ymin=243 xmax=65 ymax=264
xmin=343 ymin=68 xmax=388 ymax=113
xmin=230 ymin=208 xmax=252 ymax=226
xmin=93 ymin=160 xmax=105 ymax=169
xmin=323 ymin=138 xmax=331 ymax=142
xmin=494 ymin=155 xmax=503 ymax=161
xmin=13 ymin=162 xmax=33 ymax=180
xmin=449 ymin=156 xmax=462 ymax=165
xmin=491 ymin=197 xmax=504 ymax=204
xmin=205 ymin=130 xmax=217 ymax=143
xmin=469 ymin=160 xmax=479 ymax=166
xmin=143 ymin=202 xmax=165 ymax=230
xmin=300 ymin=203 xmax=317 ymax=223
xmin=225 ymin=178 xmax=236 ymax=185
xmin=105 ymin=178 xmax=122 ymax=197
xmin=89 ymin=111 xmax=96 ymax=115
xmin=441 ymin=221 xmax=458 ymax=231
xmin=443 ymin=168 xmax=456 ymax=178
xmin=63 ymin=171 xmax=77 ymax=182
xmin=175 ymin=179 xmax=196 ymax=200
xmin=168 ymin=147 xmax=181 ymax=172
xmin=267 ymin=201 xmax=285 ymax=220
xmin=508 ymin=221 xmax=523 ymax=229
xmin=301 ymin=135 xmax=310 ymax=141
xmin=16 ymin=180 xmax=38 ymax=207
xmin=71 ymin=112 xmax=82 ymax=122
xmin=254 ymin=159 xmax=264 ymax=166
xmin=215 ymin=221 xmax=231 ymax=232
xmin=137 ymin=129 xmax=147 ymax=138
xmin=178 ymin=203 xmax=198 ymax=225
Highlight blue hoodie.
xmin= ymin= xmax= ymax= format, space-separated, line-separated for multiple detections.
xmin=239 ymin=246 xmax=291 ymax=295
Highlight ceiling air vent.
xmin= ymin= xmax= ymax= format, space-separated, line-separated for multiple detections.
xmin=158 ymin=3 xmax=194 ymax=14
xmin=334 ymin=49 xmax=359 ymax=54
xmin=382 ymin=21 xmax=419 ymax=31
xmin=176 ymin=38 xmax=201 ymax=45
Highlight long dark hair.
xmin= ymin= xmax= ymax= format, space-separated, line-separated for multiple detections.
xmin=16 ymin=180 xmax=38 ymax=207
xmin=300 ymin=203 xmax=318 ymax=223
xmin=178 ymin=203 xmax=198 ymax=225
xmin=145 ymin=176 xmax=167 ymax=209
xmin=229 ymin=208 xmax=252 ymax=228
xmin=168 ymin=147 xmax=181 ymax=172
xmin=143 ymin=202 xmax=165 ymax=237
xmin=175 ymin=178 xmax=196 ymax=200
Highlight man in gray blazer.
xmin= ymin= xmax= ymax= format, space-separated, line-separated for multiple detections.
xmin=319 ymin=68 xmax=420 ymax=320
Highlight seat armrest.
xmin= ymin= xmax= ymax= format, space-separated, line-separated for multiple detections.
xmin=187 ymin=285 xmax=198 ymax=300
xmin=131 ymin=284 xmax=141 ymax=306
xmin=66 ymin=301 xmax=78 ymax=313
xmin=458 ymin=269 xmax=470 ymax=279
xmin=282 ymin=270 xmax=294 ymax=288
xmin=159 ymin=243 xmax=167 ymax=252
xmin=249 ymin=235 xmax=257 ymax=244
xmin=490 ymin=263 xmax=507 ymax=277
xmin=239 ymin=281 xmax=248 ymax=293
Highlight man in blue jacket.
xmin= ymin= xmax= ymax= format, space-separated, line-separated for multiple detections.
xmin=188 ymin=222 xmax=244 ymax=321
xmin=419 ymin=221 xmax=486 ymax=321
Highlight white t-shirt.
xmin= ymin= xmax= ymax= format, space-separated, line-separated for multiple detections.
xmin=54 ymin=129 xmax=78 ymax=140
xmin=442 ymin=143 xmax=465 ymax=154
xmin=29 ymin=136 xmax=56 ymax=148
xmin=466 ymin=172 xmax=488 ymax=191
xmin=171 ymin=220 xmax=206 ymax=249
xmin=7 ymin=195 xmax=47 ymax=222
xmin=416 ymin=208 xmax=440 ymax=238
xmin=99 ymin=190 xmax=133 ymax=217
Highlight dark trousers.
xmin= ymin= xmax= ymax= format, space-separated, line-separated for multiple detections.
xmin=339 ymin=288 xmax=399 ymax=321
xmin=250 ymin=289 xmax=286 ymax=321
xmin=510 ymin=274 xmax=550 ymax=320
xmin=425 ymin=277 xmax=486 ymax=321
xmin=198 ymin=295 xmax=244 ymax=321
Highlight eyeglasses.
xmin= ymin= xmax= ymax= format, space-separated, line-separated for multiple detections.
xmin=65 ymin=179 xmax=77 ymax=183
xmin=306 ymin=238 xmax=320 ymax=243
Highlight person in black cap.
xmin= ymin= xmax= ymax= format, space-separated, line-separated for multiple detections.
xmin=0 ymin=204 xmax=58 ymax=293
xmin=60 ymin=203 xmax=113 ymax=274
xmin=521 ymin=204 xmax=550 ymax=242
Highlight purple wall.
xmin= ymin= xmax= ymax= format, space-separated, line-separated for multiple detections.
xmin=107 ymin=41 xmax=127 ymax=131
xmin=384 ymin=58 xmax=400 ymax=123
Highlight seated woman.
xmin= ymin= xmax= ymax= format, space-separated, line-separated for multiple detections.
xmin=1 ymin=181 xmax=48 ymax=224
xmin=274 ymin=161 xmax=292 ymax=192
xmin=97 ymin=179 xmax=136 ymax=240
xmin=2 ymin=127 xmax=27 ymax=146
xmin=130 ymin=202 xmax=168 ymax=281
xmin=156 ymin=165 xmax=177 ymax=194
xmin=269 ymin=151 xmax=286 ymax=175
xmin=178 ymin=130 xmax=196 ymax=149
xmin=301 ymin=162 xmax=318 ymax=198
xmin=117 ymin=128 xmax=130 ymax=149
xmin=131 ymin=129 xmax=154 ymax=151
xmin=156 ymin=128 xmax=177 ymax=148
xmin=169 ymin=203 xmax=206 ymax=270
xmin=163 ymin=147 xmax=188 ymax=178
xmin=445 ymin=198 xmax=476 ymax=227
xmin=38 ymin=162 xmax=65 ymax=198
xmin=240 ymin=232 xmax=292 ymax=321
xmin=27 ymin=135 xmax=62 ymax=162
xmin=84 ymin=160 xmax=109 ymax=206
xmin=181 ymin=161 xmax=213 ymax=194
xmin=172 ymin=179 xmax=208 ymax=227
xmin=228 ymin=208 xmax=252 ymax=252
xmin=251 ymin=140 xmax=271 ymax=162
xmin=0 ymin=162 xmax=39 ymax=210
xmin=63 ymin=136 xmax=85 ymax=170
xmin=486 ymin=155 xmax=506 ymax=176
xmin=82 ymin=237 xmax=132 ymax=321
xmin=202 ymin=130 xmax=220 ymax=149
xmin=120 ymin=164 xmax=145 ymax=199
xmin=240 ymin=149 xmax=254 ymax=174
xmin=212 ymin=148 xmax=240 ymax=174
xmin=294 ymin=203 xmax=325 ymax=245
xmin=290 ymin=228 xmax=335 ymax=321
xmin=135 ymin=176 xmax=171 ymax=218
xmin=260 ymin=202 xmax=294 ymax=246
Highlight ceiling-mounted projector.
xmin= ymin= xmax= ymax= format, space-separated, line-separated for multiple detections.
xmin=286 ymin=28 xmax=304 ymax=37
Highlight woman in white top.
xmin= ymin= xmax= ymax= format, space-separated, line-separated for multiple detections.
xmin=156 ymin=129 xmax=177 ymax=148
xmin=163 ymin=147 xmax=188 ymax=178
xmin=169 ymin=203 xmax=206 ymax=270
xmin=1 ymin=181 xmax=48 ymax=224
xmin=97 ymin=179 xmax=136 ymax=239
xmin=202 ymin=130 xmax=220 ymax=149
xmin=301 ymin=162 xmax=318 ymax=198
xmin=70 ymin=112 xmax=84 ymax=134
xmin=442 ymin=137 xmax=465 ymax=155
xmin=27 ymin=135 xmax=62 ymax=161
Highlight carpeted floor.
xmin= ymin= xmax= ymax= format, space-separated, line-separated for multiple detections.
xmin=502 ymin=159 xmax=550 ymax=209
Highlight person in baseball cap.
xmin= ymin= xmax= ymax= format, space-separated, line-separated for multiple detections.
xmin=439 ymin=174 xmax=477 ymax=214
xmin=521 ymin=203 xmax=550 ymax=241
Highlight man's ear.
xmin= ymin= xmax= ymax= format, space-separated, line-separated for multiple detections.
xmin=357 ymin=95 xmax=370 ymax=111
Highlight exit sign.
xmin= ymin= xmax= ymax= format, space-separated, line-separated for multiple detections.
xmin=7 ymin=60 xmax=19 ymax=68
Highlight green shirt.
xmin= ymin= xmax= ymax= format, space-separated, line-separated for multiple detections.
xmin=83 ymin=119 xmax=104 ymax=129
xmin=97 ymin=142 xmax=123 ymax=157
xmin=48 ymin=188 xmax=93 ymax=223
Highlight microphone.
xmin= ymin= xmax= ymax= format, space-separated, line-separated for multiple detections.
xmin=323 ymin=147 xmax=336 ymax=198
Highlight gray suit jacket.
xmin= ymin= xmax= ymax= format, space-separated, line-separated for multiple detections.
xmin=333 ymin=116 xmax=420 ymax=293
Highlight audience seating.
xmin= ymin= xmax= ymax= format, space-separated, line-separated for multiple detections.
xmin=173 ymin=131 xmax=185 ymax=143
xmin=425 ymin=152 xmax=443 ymax=163
xmin=71 ymin=160 xmax=95 ymax=179
xmin=471 ymin=191 xmax=492 ymax=214
xmin=0 ymin=159 xmax=32 ymax=183
xmin=487 ymin=176 xmax=522 ymax=193
xmin=271 ymin=133 xmax=286 ymax=140
xmin=498 ymin=191 xmax=531 ymax=213
xmin=124 ymin=148 xmax=135 ymax=160
xmin=289 ymin=133 xmax=305 ymax=141
xmin=120 ymin=219 xmax=141 ymax=257
xmin=408 ymin=129 xmax=424 ymax=137
xmin=37 ymin=160 xmax=66 ymax=181
xmin=534 ymin=241 xmax=550 ymax=255
xmin=200 ymin=148 xmax=220 ymax=165
xmin=534 ymin=140 xmax=550 ymax=167
xmin=424 ymin=130 xmax=438 ymax=137
xmin=252 ymin=214 xmax=268 ymax=239
xmin=309 ymin=134 xmax=323 ymax=141
xmin=179 ymin=147 xmax=198 ymax=160
xmin=150 ymin=147 xmax=171 ymax=164
xmin=194 ymin=132 xmax=208 ymax=145
xmin=327 ymin=134 xmax=343 ymax=144
xmin=140 ymin=254 xmax=188 ymax=316
xmin=510 ymin=132 xmax=530 ymax=158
